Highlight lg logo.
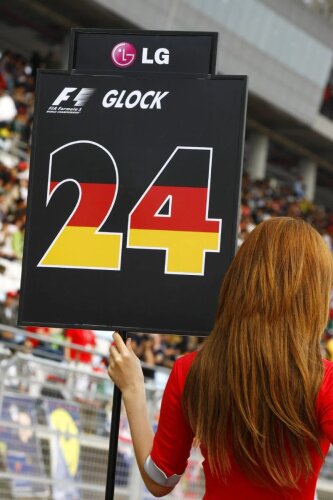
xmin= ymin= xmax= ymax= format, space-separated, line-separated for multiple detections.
xmin=111 ymin=42 xmax=170 ymax=68
xmin=111 ymin=42 xmax=137 ymax=68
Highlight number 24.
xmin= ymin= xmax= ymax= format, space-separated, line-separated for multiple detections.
xmin=38 ymin=140 xmax=221 ymax=276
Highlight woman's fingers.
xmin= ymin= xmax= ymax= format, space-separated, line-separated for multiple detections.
xmin=108 ymin=360 xmax=114 ymax=375
xmin=112 ymin=331 xmax=128 ymax=355
xmin=110 ymin=332 xmax=135 ymax=357
xmin=108 ymin=332 xmax=144 ymax=392
xmin=126 ymin=337 xmax=133 ymax=352
xmin=109 ymin=344 xmax=122 ymax=363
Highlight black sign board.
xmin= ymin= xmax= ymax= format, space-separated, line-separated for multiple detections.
xmin=19 ymin=31 xmax=247 ymax=336
xmin=69 ymin=29 xmax=217 ymax=76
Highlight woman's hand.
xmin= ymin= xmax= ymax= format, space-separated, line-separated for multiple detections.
xmin=108 ymin=332 xmax=144 ymax=396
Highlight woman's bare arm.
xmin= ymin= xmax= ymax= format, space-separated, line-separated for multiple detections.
xmin=108 ymin=332 xmax=173 ymax=497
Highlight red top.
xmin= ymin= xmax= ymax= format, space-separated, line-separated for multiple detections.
xmin=151 ymin=352 xmax=333 ymax=499
xmin=65 ymin=329 xmax=96 ymax=363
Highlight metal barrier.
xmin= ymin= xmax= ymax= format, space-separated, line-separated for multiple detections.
xmin=0 ymin=326 xmax=332 ymax=499
xmin=0 ymin=327 xmax=205 ymax=500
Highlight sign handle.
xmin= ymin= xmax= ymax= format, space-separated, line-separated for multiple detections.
xmin=105 ymin=330 xmax=127 ymax=500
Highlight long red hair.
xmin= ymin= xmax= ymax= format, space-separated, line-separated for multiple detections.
xmin=182 ymin=217 xmax=333 ymax=488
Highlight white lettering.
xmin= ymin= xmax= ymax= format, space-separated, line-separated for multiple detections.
xmin=102 ymin=90 xmax=119 ymax=108
xmin=115 ymin=90 xmax=127 ymax=108
xmin=140 ymin=91 xmax=155 ymax=109
xmin=149 ymin=91 xmax=169 ymax=109
xmin=102 ymin=90 xmax=169 ymax=109
xmin=52 ymin=87 xmax=77 ymax=106
xmin=155 ymin=48 xmax=169 ymax=65
xmin=125 ymin=90 xmax=142 ymax=109
xmin=142 ymin=48 xmax=170 ymax=65
xmin=142 ymin=48 xmax=154 ymax=64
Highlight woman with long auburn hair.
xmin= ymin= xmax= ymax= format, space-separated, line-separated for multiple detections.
xmin=108 ymin=217 xmax=333 ymax=499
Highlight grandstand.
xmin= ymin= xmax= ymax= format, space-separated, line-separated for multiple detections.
xmin=1 ymin=0 xmax=333 ymax=204
xmin=0 ymin=0 xmax=332 ymax=498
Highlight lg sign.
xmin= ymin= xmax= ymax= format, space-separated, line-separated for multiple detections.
xmin=111 ymin=42 xmax=170 ymax=68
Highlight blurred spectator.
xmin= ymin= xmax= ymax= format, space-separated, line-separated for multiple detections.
xmin=293 ymin=175 xmax=305 ymax=199
xmin=152 ymin=334 xmax=189 ymax=368
xmin=64 ymin=328 xmax=97 ymax=401
xmin=24 ymin=325 xmax=50 ymax=349
xmin=64 ymin=328 xmax=96 ymax=364
xmin=11 ymin=215 xmax=25 ymax=259
xmin=0 ymin=86 xmax=17 ymax=125
xmin=130 ymin=333 xmax=156 ymax=365
xmin=24 ymin=325 xmax=64 ymax=359
xmin=0 ymin=290 xmax=23 ymax=344
xmin=0 ymin=190 xmax=7 ymax=222
xmin=0 ymin=219 xmax=18 ymax=259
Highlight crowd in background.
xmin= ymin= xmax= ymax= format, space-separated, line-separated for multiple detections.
xmin=239 ymin=173 xmax=333 ymax=250
xmin=0 ymin=48 xmax=332 ymax=374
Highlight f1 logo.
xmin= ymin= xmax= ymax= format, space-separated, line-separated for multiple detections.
xmin=52 ymin=87 xmax=95 ymax=107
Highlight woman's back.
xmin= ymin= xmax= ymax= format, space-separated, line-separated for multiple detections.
xmin=152 ymin=351 xmax=333 ymax=499
xmin=181 ymin=218 xmax=333 ymax=495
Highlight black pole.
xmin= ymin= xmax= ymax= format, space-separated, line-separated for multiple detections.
xmin=105 ymin=330 xmax=127 ymax=500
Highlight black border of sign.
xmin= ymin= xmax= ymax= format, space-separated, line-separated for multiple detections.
xmin=68 ymin=28 xmax=218 ymax=76
xmin=18 ymin=71 xmax=248 ymax=336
